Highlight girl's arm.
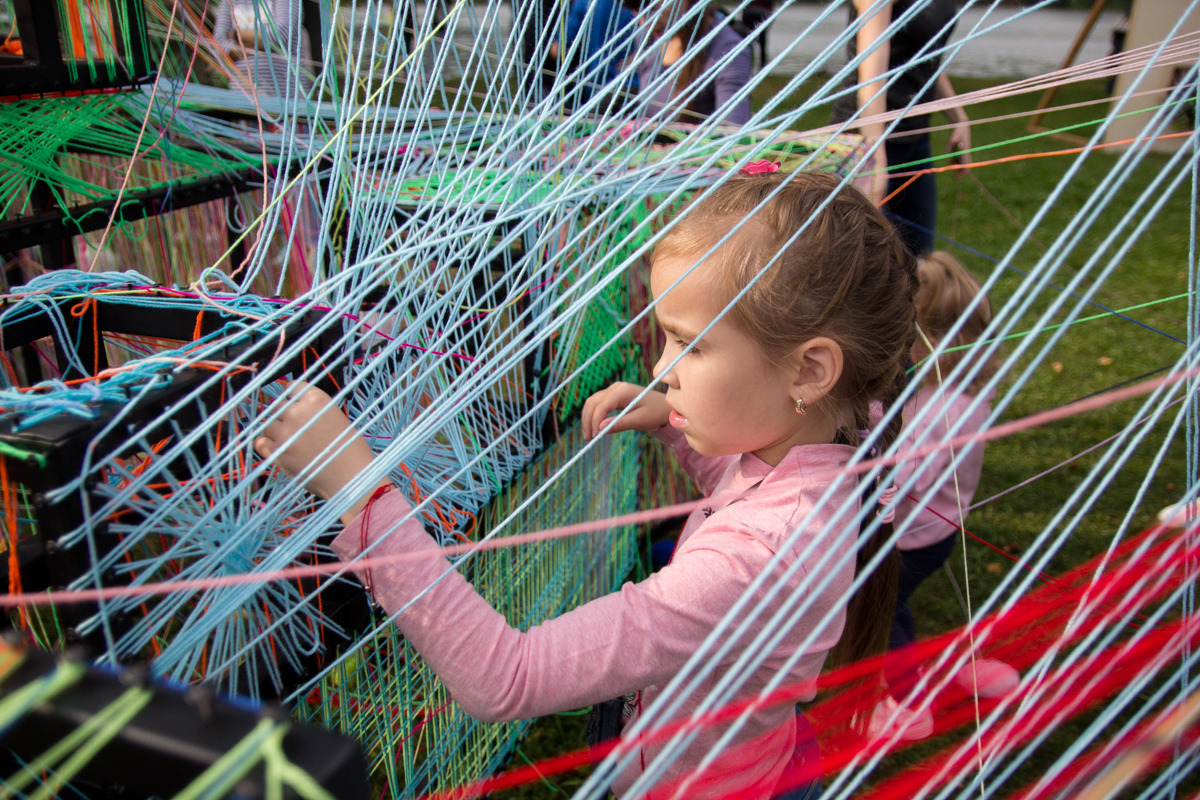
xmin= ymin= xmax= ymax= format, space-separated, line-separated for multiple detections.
xmin=581 ymin=380 xmax=670 ymax=440
xmin=936 ymin=73 xmax=971 ymax=166
xmin=582 ymin=382 xmax=734 ymax=495
xmin=711 ymin=26 xmax=752 ymax=126
xmin=334 ymin=488 xmax=781 ymax=722
xmin=256 ymin=385 xmax=779 ymax=721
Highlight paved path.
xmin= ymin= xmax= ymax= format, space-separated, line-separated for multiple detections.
xmin=764 ymin=4 xmax=1124 ymax=79
xmin=394 ymin=4 xmax=1125 ymax=82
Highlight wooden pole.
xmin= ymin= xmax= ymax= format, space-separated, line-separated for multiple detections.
xmin=1026 ymin=0 xmax=1111 ymax=138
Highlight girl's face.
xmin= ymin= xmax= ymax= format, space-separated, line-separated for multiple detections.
xmin=650 ymin=255 xmax=818 ymax=467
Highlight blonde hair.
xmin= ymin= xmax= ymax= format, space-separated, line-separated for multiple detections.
xmin=915 ymin=251 xmax=996 ymax=394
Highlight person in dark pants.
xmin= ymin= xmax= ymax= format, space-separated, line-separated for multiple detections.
xmin=513 ymin=0 xmax=562 ymax=101
xmin=741 ymin=0 xmax=774 ymax=72
xmin=830 ymin=0 xmax=972 ymax=256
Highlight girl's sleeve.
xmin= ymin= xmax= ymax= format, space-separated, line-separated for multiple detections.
xmin=650 ymin=425 xmax=737 ymax=495
xmin=331 ymin=490 xmax=773 ymax=722
xmin=712 ymin=30 xmax=752 ymax=125
xmin=894 ymin=390 xmax=989 ymax=548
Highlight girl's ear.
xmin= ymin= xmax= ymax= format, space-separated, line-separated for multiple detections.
xmin=790 ymin=336 xmax=844 ymax=404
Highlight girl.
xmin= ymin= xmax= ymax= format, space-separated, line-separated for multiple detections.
xmin=255 ymin=172 xmax=918 ymax=798
xmin=635 ymin=0 xmax=753 ymax=126
xmin=873 ymin=250 xmax=1012 ymax=738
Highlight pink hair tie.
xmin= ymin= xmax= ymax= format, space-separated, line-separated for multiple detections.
xmin=877 ymin=485 xmax=898 ymax=525
xmin=359 ymin=483 xmax=394 ymax=596
xmin=738 ymin=159 xmax=780 ymax=177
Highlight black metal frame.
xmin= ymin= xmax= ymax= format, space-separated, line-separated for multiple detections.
xmin=0 ymin=169 xmax=266 ymax=252
xmin=0 ymin=0 xmax=151 ymax=97
xmin=1 ymin=643 xmax=368 ymax=799
xmin=0 ymin=295 xmax=369 ymax=698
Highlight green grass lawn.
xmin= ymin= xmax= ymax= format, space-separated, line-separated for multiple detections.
xmin=491 ymin=74 xmax=1193 ymax=798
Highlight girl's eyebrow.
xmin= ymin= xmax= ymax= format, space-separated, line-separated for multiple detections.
xmin=657 ymin=319 xmax=696 ymax=342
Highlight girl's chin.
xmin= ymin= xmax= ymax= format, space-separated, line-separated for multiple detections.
xmin=682 ymin=434 xmax=733 ymax=459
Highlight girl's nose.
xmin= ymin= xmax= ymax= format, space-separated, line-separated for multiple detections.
xmin=652 ymin=351 xmax=679 ymax=387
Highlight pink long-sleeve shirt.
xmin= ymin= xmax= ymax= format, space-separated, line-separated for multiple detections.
xmin=893 ymin=385 xmax=992 ymax=550
xmin=332 ymin=427 xmax=859 ymax=798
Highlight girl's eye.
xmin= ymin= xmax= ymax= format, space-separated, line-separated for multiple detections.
xmin=677 ymin=339 xmax=698 ymax=354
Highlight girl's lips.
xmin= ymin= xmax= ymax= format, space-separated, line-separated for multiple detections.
xmin=668 ymin=410 xmax=688 ymax=429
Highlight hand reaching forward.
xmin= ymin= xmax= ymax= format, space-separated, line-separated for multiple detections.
xmin=947 ymin=121 xmax=972 ymax=168
xmin=255 ymin=384 xmax=391 ymax=525
xmin=581 ymin=382 xmax=670 ymax=440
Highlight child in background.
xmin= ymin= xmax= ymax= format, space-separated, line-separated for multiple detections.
xmin=635 ymin=0 xmax=753 ymax=126
xmin=871 ymin=250 xmax=1015 ymax=740
xmin=256 ymin=172 xmax=918 ymax=799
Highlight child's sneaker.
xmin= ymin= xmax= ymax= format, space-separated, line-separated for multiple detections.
xmin=1159 ymin=502 xmax=1198 ymax=529
xmin=868 ymin=695 xmax=933 ymax=740
xmin=954 ymin=658 xmax=1019 ymax=699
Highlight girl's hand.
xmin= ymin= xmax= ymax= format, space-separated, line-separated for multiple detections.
xmin=947 ymin=122 xmax=972 ymax=168
xmin=935 ymin=75 xmax=971 ymax=169
xmin=581 ymin=382 xmax=670 ymax=440
xmin=255 ymin=384 xmax=390 ymax=523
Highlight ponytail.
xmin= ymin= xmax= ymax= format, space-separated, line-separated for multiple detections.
xmin=826 ymin=348 xmax=912 ymax=729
